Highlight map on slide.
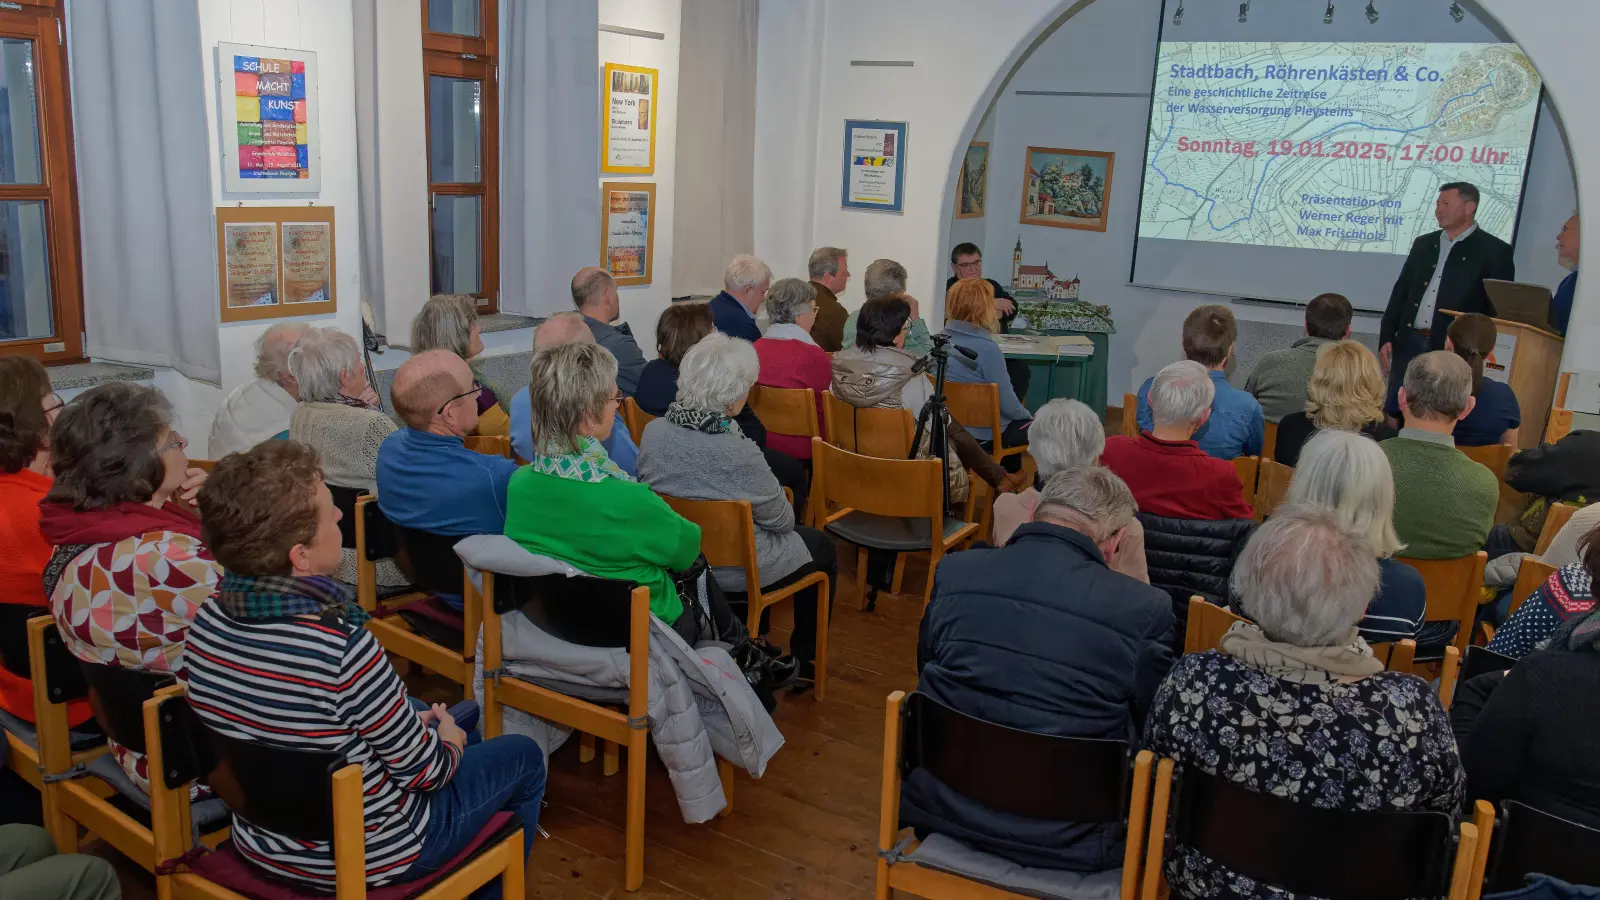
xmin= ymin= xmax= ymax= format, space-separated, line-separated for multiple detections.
xmin=1139 ymin=42 xmax=1541 ymax=255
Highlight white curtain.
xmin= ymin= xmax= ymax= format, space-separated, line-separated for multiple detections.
xmin=68 ymin=0 xmax=219 ymax=383
xmin=499 ymin=0 xmax=600 ymax=317
xmin=672 ymin=0 xmax=758 ymax=296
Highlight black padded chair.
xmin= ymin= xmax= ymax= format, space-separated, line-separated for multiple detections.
xmin=0 ymin=604 xmax=103 ymax=787
xmin=328 ymin=485 xmax=363 ymax=550
xmin=356 ymin=497 xmax=477 ymax=689
xmin=876 ymin=690 xmax=1153 ymax=899
xmin=1483 ymin=800 xmax=1600 ymax=894
xmin=1145 ymin=760 xmax=1479 ymax=900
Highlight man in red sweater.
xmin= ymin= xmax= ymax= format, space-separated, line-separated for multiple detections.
xmin=1102 ymin=360 xmax=1253 ymax=520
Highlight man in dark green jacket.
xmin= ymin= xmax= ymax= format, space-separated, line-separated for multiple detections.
xmin=1244 ymin=292 xmax=1352 ymax=422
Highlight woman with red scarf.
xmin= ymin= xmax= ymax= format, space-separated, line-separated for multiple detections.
xmin=39 ymin=382 xmax=215 ymax=793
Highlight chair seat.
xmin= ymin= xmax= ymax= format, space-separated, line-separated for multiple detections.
xmin=83 ymin=752 xmax=230 ymax=832
xmin=825 ymin=512 xmax=971 ymax=552
xmin=187 ymin=811 xmax=521 ymax=900
xmin=905 ymin=833 xmax=1123 ymax=900
xmin=392 ymin=596 xmax=466 ymax=650
xmin=0 ymin=708 xmax=105 ymax=752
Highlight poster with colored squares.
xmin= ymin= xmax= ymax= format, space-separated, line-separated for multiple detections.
xmin=218 ymin=43 xmax=320 ymax=194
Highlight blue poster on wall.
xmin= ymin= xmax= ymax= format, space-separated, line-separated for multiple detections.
xmin=841 ymin=119 xmax=907 ymax=213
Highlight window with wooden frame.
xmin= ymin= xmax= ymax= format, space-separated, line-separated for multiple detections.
xmin=0 ymin=0 xmax=84 ymax=363
xmin=422 ymin=0 xmax=498 ymax=313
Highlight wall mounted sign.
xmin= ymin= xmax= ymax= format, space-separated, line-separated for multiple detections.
xmin=601 ymin=63 xmax=658 ymax=174
xmin=841 ymin=119 xmax=907 ymax=213
xmin=218 ymin=42 xmax=320 ymax=194
xmin=600 ymin=182 xmax=655 ymax=287
xmin=216 ymin=206 xmax=336 ymax=323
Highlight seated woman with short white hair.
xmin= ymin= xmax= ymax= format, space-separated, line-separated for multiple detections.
xmin=1145 ymin=506 xmax=1463 ymax=899
xmin=639 ymin=332 xmax=835 ymax=688
xmin=993 ymin=398 xmax=1147 ymax=582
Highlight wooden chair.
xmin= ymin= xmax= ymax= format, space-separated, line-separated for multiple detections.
xmin=355 ymin=496 xmax=478 ymax=690
xmin=475 ymin=569 xmax=731 ymax=891
xmin=1460 ymin=443 xmax=1516 ymax=482
xmin=1253 ymin=458 xmax=1293 ymax=522
xmin=661 ymin=496 xmax=831 ymax=699
xmin=1534 ymin=501 xmax=1578 ymax=556
xmin=1184 ymin=598 xmax=1422 ymax=675
xmin=1396 ymin=552 xmax=1488 ymax=658
xmin=1544 ymin=372 xmax=1574 ymax=445
xmin=1232 ymin=456 xmax=1260 ymax=515
xmin=464 ymin=434 xmax=512 ymax=458
xmin=821 ymin=391 xmax=915 ymax=458
xmin=621 ymin=396 xmax=657 ymax=445
xmin=748 ymin=384 xmax=820 ymax=444
xmin=187 ymin=459 xmax=217 ymax=473
xmin=1142 ymin=757 xmax=1479 ymax=900
xmin=1121 ymin=392 xmax=1140 ymax=438
xmin=1469 ymin=798 xmax=1600 ymax=898
xmin=1510 ymin=557 xmax=1558 ymax=621
xmin=0 ymin=605 xmax=104 ymax=791
xmin=944 ymin=381 xmax=1027 ymax=466
xmin=146 ymin=685 xmax=525 ymax=900
xmin=28 ymin=618 xmax=229 ymax=873
xmin=812 ymin=438 xmax=978 ymax=608
xmin=878 ymin=691 xmax=1153 ymax=900
xmin=1261 ymin=420 xmax=1278 ymax=461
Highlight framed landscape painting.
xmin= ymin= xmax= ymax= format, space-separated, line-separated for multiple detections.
xmin=1020 ymin=146 xmax=1113 ymax=232
xmin=957 ymin=141 xmax=988 ymax=218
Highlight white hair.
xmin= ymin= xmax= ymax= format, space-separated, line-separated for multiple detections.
xmin=723 ymin=254 xmax=773 ymax=294
xmin=1032 ymin=466 xmax=1137 ymax=543
xmin=255 ymin=322 xmax=313 ymax=383
xmin=676 ymin=333 xmax=759 ymax=413
xmin=1287 ymin=429 xmax=1405 ymax=558
xmin=863 ymin=258 xmax=908 ymax=301
xmin=286 ymin=327 xmax=361 ymax=403
xmin=1148 ymin=360 xmax=1214 ymax=428
xmin=1029 ymin=399 xmax=1105 ymax=478
xmin=1232 ymin=505 xmax=1379 ymax=647
xmin=1402 ymin=351 xmax=1472 ymax=420
xmin=765 ymin=278 xmax=817 ymax=325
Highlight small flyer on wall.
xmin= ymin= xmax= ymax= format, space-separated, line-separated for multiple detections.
xmin=602 ymin=63 xmax=658 ymax=174
xmin=281 ymin=221 xmax=333 ymax=305
xmin=841 ymin=120 xmax=907 ymax=213
xmin=602 ymin=182 xmax=655 ymax=287
xmin=222 ymin=223 xmax=280 ymax=308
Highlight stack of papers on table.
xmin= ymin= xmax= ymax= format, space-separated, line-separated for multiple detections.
xmin=993 ymin=332 xmax=1095 ymax=360
xmin=1048 ymin=335 xmax=1094 ymax=357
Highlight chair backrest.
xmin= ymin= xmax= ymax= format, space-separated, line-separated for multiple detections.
xmin=1169 ymin=763 xmax=1458 ymax=899
xmin=812 ymin=438 xmax=943 ymax=521
xmin=464 ymin=434 xmax=512 ymax=458
xmin=391 ymin=525 xmax=467 ymax=596
xmin=500 ymin=573 xmax=641 ymax=649
xmin=1261 ymin=420 xmax=1279 ymax=461
xmin=942 ymin=381 xmax=1001 ymax=438
xmin=1184 ymin=597 xmax=1245 ymax=654
xmin=622 ymin=397 xmax=656 ymax=445
xmin=1121 ymin=392 xmax=1139 ymax=438
xmin=358 ymin=497 xmax=400 ymax=562
xmin=327 ymin=485 xmax=363 ymax=550
xmin=1370 ymin=639 xmax=1416 ymax=674
xmin=748 ymin=385 xmax=819 ymax=438
xmin=1254 ymin=459 xmax=1294 ymax=521
xmin=1534 ymin=502 xmax=1579 ymax=557
xmin=1510 ymin=557 xmax=1558 ymax=619
xmin=659 ymin=497 xmax=760 ymax=595
xmin=188 ymin=459 xmax=217 ymax=473
xmin=899 ymin=691 xmax=1133 ymax=824
xmin=0 ymin=603 xmax=40 ymax=678
xmin=1487 ymin=800 xmax=1600 ymax=894
xmin=1460 ymin=443 xmax=1516 ymax=481
xmin=1232 ymin=456 xmax=1260 ymax=510
xmin=79 ymin=662 xmax=175 ymax=755
xmin=821 ymin=392 xmax=915 ymax=458
xmin=32 ymin=619 xmax=88 ymax=708
xmin=1396 ymin=552 xmax=1487 ymax=653
xmin=195 ymin=713 xmax=345 ymax=843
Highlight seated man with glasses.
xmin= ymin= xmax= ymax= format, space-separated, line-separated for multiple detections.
xmin=375 ymin=349 xmax=521 ymax=611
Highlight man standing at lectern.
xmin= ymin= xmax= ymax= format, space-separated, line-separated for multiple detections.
xmin=1380 ymin=182 xmax=1515 ymax=420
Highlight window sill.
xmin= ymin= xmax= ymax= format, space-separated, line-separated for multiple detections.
xmin=48 ymin=361 xmax=155 ymax=391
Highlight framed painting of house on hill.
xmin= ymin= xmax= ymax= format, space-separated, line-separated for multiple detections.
xmin=1020 ymin=146 xmax=1113 ymax=232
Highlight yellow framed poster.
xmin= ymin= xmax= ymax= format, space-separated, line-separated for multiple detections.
xmin=601 ymin=62 xmax=658 ymax=174
xmin=601 ymin=181 xmax=655 ymax=287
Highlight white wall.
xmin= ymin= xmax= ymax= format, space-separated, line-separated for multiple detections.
xmin=599 ymin=0 xmax=681 ymax=353
xmin=945 ymin=104 xmax=995 ymax=257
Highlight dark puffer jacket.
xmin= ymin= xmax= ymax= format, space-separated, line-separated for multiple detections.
xmin=904 ymin=523 xmax=1175 ymax=871
xmin=1138 ymin=512 xmax=1254 ymax=654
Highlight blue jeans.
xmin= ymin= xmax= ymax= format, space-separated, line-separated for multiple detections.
xmin=409 ymin=734 xmax=546 ymax=898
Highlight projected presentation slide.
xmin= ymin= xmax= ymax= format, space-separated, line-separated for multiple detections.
xmin=1139 ymin=42 xmax=1541 ymax=256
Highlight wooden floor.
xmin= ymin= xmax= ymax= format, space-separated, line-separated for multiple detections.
xmin=104 ymin=547 xmax=934 ymax=900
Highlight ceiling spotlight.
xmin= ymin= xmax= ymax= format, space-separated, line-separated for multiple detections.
xmin=1365 ymin=1 xmax=1379 ymax=22
xmin=1449 ymin=1 xmax=1465 ymax=21
xmin=1324 ymin=2 xmax=1335 ymax=23
xmin=1173 ymin=0 xmax=1184 ymax=25
xmin=1238 ymin=1 xmax=1249 ymax=23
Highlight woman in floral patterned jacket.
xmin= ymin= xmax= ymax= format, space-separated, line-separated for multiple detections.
xmin=39 ymin=383 xmax=217 ymax=794
xmin=1145 ymin=506 xmax=1464 ymax=900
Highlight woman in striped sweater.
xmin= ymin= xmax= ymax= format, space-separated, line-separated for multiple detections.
xmin=184 ymin=441 xmax=544 ymax=893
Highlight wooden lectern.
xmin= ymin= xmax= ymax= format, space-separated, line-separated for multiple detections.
xmin=1443 ymin=310 xmax=1564 ymax=449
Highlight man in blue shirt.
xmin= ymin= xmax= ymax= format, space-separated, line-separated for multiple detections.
xmin=508 ymin=312 xmax=638 ymax=473
xmin=1552 ymin=213 xmax=1579 ymax=336
xmin=1136 ymin=304 xmax=1264 ymax=460
xmin=709 ymin=254 xmax=770 ymax=342
xmin=571 ymin=266 xmax=647 ymax=394
xmin=377 ymin=350 xmax=522 ymax=608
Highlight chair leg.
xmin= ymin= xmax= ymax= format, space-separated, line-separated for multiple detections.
xmin=889 ymin=554 xmax=907 ymax=595
xmin=579 ymin=732 xmax=596 ymax=764
xmin=502 ymin=834 xmax=526 ymax=899
xmin=624 ymin=732 xmax=647 ymax=890
xmin=745 ymin=597 xmax=764 ymax=641
xmin=42 ymin=793 xmax=76 ymax=855
xmin=603 ymin=740 xmax=620 ymax=777
xmin=815 ymin=584 xmax=830 ymax=701
xmin=717 ymin=758 xmax=735 ymax=818
xmin=856 ymin=546 xmax=871 ymax=611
